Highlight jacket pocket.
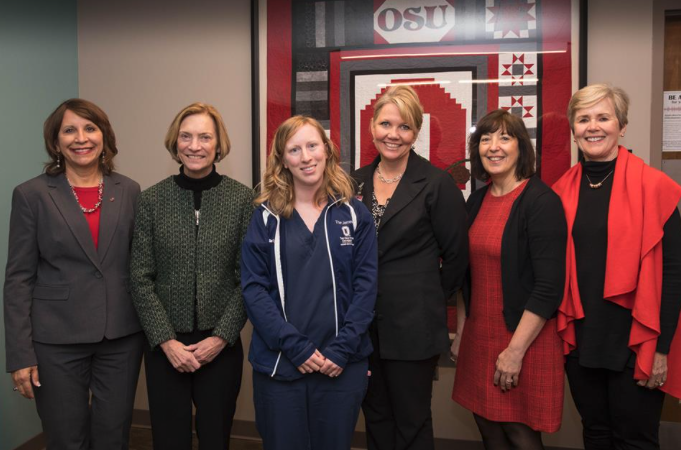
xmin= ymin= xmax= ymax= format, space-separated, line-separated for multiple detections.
xmin=32 ymin=284 xmax=69 ymax=301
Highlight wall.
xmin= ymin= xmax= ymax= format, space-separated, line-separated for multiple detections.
xmin=586 ymin=0 xmax=681 ymax=169
xmin=77 ymin=0 xmax=253 ymax=190
xmin=587 ymin=0 xmax=655 ymax=164
xmin=653 ymin=0 xmax=681 ymax=171
xmin=0 ymin=2 xmax=79 ymax=449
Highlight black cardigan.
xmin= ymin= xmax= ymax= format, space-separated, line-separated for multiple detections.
xmin=463 ymin=176 xmax=567 ymax=331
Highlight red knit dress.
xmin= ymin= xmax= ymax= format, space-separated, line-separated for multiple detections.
xmin=452 ymin=181 xmax=564 ymax=432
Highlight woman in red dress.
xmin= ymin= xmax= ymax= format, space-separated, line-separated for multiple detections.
xmin=451 ymin=110 xmax=567 ymax=449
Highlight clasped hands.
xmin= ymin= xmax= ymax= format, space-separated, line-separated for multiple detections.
xmin=298 ymin=349 xmax=343 ymax=378
xmin=160 ymin=336 xmax=227 ymax=373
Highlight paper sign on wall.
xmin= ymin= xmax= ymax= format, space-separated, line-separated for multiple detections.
xmin=663 ymin=91 xmax=681 ymax=152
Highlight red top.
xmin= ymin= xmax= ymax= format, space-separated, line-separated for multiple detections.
xmin=553 ymin=146 xmax=681 ymax=398
xmin=73 ymin=186 xmax=101 ymax=249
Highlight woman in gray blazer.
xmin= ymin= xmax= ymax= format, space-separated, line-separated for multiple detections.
xmin=4 ymin=98 xmax=144 ymax=449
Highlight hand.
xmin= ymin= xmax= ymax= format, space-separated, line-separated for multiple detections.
xmin=297 ymin=350 xmax=325 ymax=374
xmin=319 ymin=356 xmax=344 ymax=378
xmin=12 ymin=366 xmax=40 ymax=399
xmin=450 ymin=333 xmax=462 ymax=366
xmin=184 ymin=336 xmax=227 ymax=366
xmin=494 ymin=346 xmax=524 ymax=392
xmin=160 ymin=339 xmax=201 ymax=373
xmin=637 ymin=352 xmax=668 ymax=389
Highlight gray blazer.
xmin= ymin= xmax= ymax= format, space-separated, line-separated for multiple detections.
xmin=4 ymin=172 xmax=142 ymax=372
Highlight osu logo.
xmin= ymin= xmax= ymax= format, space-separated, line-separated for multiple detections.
xmin=374 ymin=0 xmax=455 ymax=44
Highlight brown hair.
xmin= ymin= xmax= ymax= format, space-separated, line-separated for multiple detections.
xmin=372 ymin=85 xmax=424 ymax=133
xmin=256 ymin=116 xmax=354 ymax=218
xmin=164 ymin=102 xmax=231 ymax=162
xmin=567 ymin=83 xmax=629 ymax=132
xmin=468 ymin=109 xmax=536 ymax=182
xmin=43 ymin=99 xmax=117 ymax=175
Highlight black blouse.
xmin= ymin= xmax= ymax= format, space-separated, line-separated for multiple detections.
xmin=570 ymin=160 xmax=681 ymax=370
xmin=173 ymin=165 xmax=222 ymax=210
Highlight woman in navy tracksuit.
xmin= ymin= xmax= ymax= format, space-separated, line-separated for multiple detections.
xmin=241 ymin=116 xmax=378 ymax=450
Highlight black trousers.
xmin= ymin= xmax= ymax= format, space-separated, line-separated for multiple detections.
xmin=33 ymin=332 xmax=144 ymax=450
xmin=144 ymin=330 xmax=243 ymax=450
xmin=363 ymin=327 xmax=439 ymax=450
xmin=565 ymin=357 xmax=665 ymax=450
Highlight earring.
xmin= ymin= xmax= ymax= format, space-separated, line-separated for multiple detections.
xmin=56 ymin=153 xmax=61 ymax=168
xmin=411 ymin=144 xmax=416 ymax=151
xmin=101 ymin=151 xmax=106 ymax=164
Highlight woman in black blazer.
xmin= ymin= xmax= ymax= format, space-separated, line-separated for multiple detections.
xmin=4 ymin=99 xmax=144 ymax=449
xmin=353 ymin=85 xmax=468 ymax=450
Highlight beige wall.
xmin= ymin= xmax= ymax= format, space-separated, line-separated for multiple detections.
xmin=587 ymin=0 xmax=681 ymax=169
xmin=587 ymin=0 xmax=655 ymax=165
xmin=76 ymin=0 xmax=678 ymax=448
xmin=78 ymin=0 xmax=253 ymax=189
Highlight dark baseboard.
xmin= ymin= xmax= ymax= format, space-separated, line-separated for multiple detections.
xmin=13 ymin=413 xmax=578 ymax=450
xmin=12 ymin=410 xmax=578 ymax=450
xmin=132 ymin=410 xmax=575 ymax=450
xmin=14 ymin=432 xmax=45 ymax=450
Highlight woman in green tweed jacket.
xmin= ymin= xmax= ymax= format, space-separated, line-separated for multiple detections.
xmin=131 ymin=102 xmax=254 ymax=450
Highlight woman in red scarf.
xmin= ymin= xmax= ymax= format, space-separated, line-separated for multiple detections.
xmin=553 ymin=84 xmax=681 ymax=450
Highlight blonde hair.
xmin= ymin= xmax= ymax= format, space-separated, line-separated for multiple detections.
xmin=567 ymin=83 xmax=629 ymax=132
xmin=164 ymin=102 xmax=231 ymax=162
xmin=256 ymin=116 xmax=354 ymax=218
xmin=372 ymin=85 xmax=424 ymax=132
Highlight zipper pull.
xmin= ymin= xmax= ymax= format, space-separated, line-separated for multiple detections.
xmin=195 ymin=209 xmax=200 ymax=226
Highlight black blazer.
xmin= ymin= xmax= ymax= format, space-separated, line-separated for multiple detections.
xmin=3 ymin=172 xmax=142 ymax=372
xmin=463 ymin=176 xmax=567 ymax=331
xmin=353 ymin=151 xmax=468 ymax=360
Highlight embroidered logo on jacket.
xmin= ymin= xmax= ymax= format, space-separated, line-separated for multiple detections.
xmin=336 ymin=220 xmax=355 ymax=246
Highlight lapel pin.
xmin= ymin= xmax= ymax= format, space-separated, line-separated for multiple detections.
xmin=109 ymin=197 xmax=115 ymax=202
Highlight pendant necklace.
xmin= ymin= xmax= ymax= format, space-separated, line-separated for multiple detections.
xmin=585 ymin=170 xmax=614 ymax=189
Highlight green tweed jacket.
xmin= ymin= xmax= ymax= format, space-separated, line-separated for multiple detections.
xmin=131 ymin=175 xmax=254 ymax=349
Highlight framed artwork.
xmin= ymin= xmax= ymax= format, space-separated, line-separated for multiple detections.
xmin=252 ymin=0 xmax=587 ymax=364
xmin=253 ymin=0 xmax=586 ymax=190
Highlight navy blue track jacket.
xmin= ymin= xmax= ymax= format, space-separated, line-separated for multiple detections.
xmin=241 ymin=197 xmax=378 ymax=380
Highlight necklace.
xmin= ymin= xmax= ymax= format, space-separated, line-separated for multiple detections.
xmin=67 ymin=176 xmax=104 ymax=213
xmin=585 ymin=170 xmax=614 ymax=189
xmin=376 ymin=164 xmax=404 ymax=184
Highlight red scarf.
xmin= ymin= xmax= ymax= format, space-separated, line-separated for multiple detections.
xmin=553 ymin=146 xmax=681 ymax=398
